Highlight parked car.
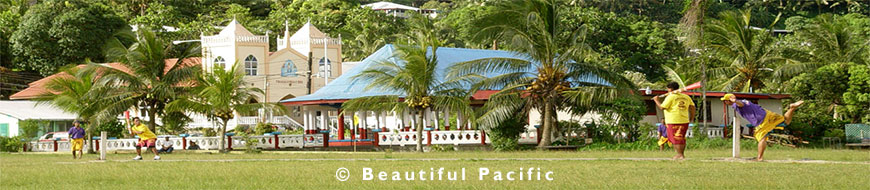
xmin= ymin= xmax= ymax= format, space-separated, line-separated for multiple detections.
xmin=37 ymin=132 xmax=69 ymax=142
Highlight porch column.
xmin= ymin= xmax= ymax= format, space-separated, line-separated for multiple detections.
xmin=433 ymin=108 xmax=440 ymax=131
xmin=360 ymin=111 xmax=368 ymax=139
xmin=320 ymin=110 xmax=327 ymax=133
xmin=443 ymin=110 xmax=450 ymax=130
xmin=456 ymin=113 xmax=462 ymax=130
xmin=303 ymin=109 xmax=310 ymax=134
xmin=423 ymin=109 xmax=430 ymax=129
xmin=380 ymin=111 xmax=387 ymax=131
xmin=410 ymin=110 xmax=417 ymax=131
xmin=374 ymin=111 xmax=381 ymax=130
xmin=337 ymin=109 xmax=345 ymax=140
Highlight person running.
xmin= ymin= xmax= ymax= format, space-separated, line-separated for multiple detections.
xmin=129 ymin=117 xmax=160 ymax=160
xmin=653 ymin=82 xmax=695 ymax=160
xmin=721 ymin=94 xmax=804 ymax=161
xmin=68 ymin=120 xmax=85 ymax=159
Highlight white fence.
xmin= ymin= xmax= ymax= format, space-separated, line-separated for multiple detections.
xmin=647 ymin=126 xmax=725 ymax=138
xmin=28 ymin=135 xmax=325 ymax=152
xmin=377 ymin=130 xmax=492 ymax=146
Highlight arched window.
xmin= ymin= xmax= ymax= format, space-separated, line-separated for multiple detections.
xmin=244 ymin=55 xmax=258 ymax=76
xmin=281 ymin=60 xmax=298 ymax=77
xmin=213 ymin=56 xmax=226 ymax=69
xmin=318 ymin=57 xmax=331 ymax=78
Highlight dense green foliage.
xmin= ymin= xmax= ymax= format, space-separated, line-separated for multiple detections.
xmin=9 ymin=0 xmax=127 ymax=75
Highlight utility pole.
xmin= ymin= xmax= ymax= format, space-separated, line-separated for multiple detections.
xmin=307 ymin=52 xmax=313 ymax=95
xmin=324 ymin=37 xmax=329 ymax=85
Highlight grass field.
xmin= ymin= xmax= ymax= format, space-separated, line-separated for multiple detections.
xmin=2 ymin=148 xmax=868 ymax=189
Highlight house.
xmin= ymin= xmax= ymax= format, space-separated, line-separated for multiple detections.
xmin=279 ymin=44 xmax=610 ymax=145
xmin=0 ymin=101 xmax=77 ymax=137
xmin=362 ymin=1 xmax=439 ymax=18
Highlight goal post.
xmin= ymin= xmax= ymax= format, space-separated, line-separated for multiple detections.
xmin=732 ymin=109 xmax=740 ymax=158
xmin=100 ymin=131 xmax=107 ymax=160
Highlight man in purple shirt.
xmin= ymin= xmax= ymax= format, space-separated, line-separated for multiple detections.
xmin=68 ymin=120 xmax=86 ymax=159
xmin=721 ymin=94 xmax=804 ymax=161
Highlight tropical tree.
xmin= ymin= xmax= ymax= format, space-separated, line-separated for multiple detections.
xmin=167 ymin=63 xmax=281 ymax=152
xmin=341 ymin=14 xmax=475 ymax=152
xmin=448 ymin=0 xmax=635 ymax=147
xmin=793 ymin=13 xmax=869 ymax=65
xmin=705 ymin=10 xmax=804 ymax=93
xmin=35 ymin=66 xmax=110 ymax=153
xmin=91 ymin=27 xmax=201 ymax=132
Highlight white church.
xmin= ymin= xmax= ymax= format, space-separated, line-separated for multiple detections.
xmin=200 ymin=19 xmax=343 ymax=104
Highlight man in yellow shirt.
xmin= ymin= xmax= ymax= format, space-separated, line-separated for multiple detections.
xmin=129 ymin=117 xmax=160 ymax=160
xmin=653 ymin=82 xmax=695 ymax=160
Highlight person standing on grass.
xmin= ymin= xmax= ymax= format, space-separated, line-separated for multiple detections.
xmin=129 ymin=117 xmax=160 ymax=160
xmin=653 ymin=82 xmax=695 ymax=160
xmin=721 ymin=94 xmax=804 ymax=161
xmin=68 ymin=120 xmax=85 ymax=159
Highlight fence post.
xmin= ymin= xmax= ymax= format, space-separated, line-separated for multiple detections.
xmin=53 ymin=139 xmax=58 ymax=152
xmin=274 ymin=134 xmax=279 ymax=149
xmin=427 ymin=130 xmax=432 ymax=146
xmin=99 ymin=131 xmax=106 ymax=160
xmin=481 ymin=130 xmax=487 ymax=145
xmin=227 ymin=135 xmax=233 ymax=150
xmin=322 ymin=131 xmax=329 ymax=148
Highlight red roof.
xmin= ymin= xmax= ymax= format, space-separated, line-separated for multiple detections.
xmin=10 ymin=58 xmax=201 ymax=100
xmin=641 ymin=89 xmax=790 ymax=99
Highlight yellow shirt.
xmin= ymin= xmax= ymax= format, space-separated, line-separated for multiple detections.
xmin=131 ymin=123 xmax=157 ymax=140
xmin=661 ymin=93 xmax=694 ymax=124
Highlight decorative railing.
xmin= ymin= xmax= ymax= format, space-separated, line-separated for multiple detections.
xmin=289 ymin=38 xmax=342 ymax=46
xmin=377 ymin=130 xmax=490 ymax=146
xmin=201 ymin=35 xmax=268 ymax=44
xmin=27 ymin=135 xmax=325 ymax=152
xmin=647 ymin=126 xmax=725 ymax=138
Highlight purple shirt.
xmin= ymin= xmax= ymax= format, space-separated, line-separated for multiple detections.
xmin=732 ymin=100 xmax=767 ymax=126
xmin=68 ymin=127 xmax=85 ymax=139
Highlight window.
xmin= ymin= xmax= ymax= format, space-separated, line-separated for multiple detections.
xmin=244 ymin=55 xmax=258 ymax=76
xmin=281 ymin=60 xmax=298 ymax=77
xmin=318 ymin=57 xmax=331 ymax=78
xmin=213 ymin=56 xmax=226 ymax=69
xmin=0 ymin=123 xmax=8 ymax=137
xmin=644 ymin=100 xmax=657 ymax=115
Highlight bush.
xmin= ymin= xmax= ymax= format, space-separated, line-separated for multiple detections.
xmin=787 ymin=105 xmax=849 ymax=142
xmin=0 ymin=136 xmax=25 ymax=152
xmin=487 ymin=114 xmax=526 ymax=151
xmin=17 ymin=120 xmax=41 ymax=139
xmin=254 ymin=122 xmax=275 ymax=135
xmin=93 ymin=120 xmax=125 ymax=138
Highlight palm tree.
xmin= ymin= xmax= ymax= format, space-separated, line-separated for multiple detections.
xmin=705 ymin=10 xmax=800 ymax=93
xmin=36 ymin=66 xmax=110 ymax=153
xmin=448 ymin=0 xmax=635 ymax=147
xmin=90 ymin=27 xmax=200 ymax=131
xmin=167 ymin=63 xmax=282 ymax=152
xmin=796 ymin=14 xmax=869 ymax=65
xmin=341 ymin=14 xmax=475 ymax=152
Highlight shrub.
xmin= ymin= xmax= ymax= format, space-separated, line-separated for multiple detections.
xmin=487 ymin=114 xmax=526 ymax=151
xmin=17 ymin=120 xmax=41 ymax=139
xmin=93 ymin=120 xmax=125 ymax=138
xmin=0 ymin=136 xmax=25 ymax=152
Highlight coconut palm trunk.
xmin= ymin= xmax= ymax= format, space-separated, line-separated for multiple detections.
xmin=416 ymin=109 xmax=424 ymax=152
xmin=219 ymin=118 xmax=229 ymax=152
xmin=538 ymin=102 xmax=555 ymax=147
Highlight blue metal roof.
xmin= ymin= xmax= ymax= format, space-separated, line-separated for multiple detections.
xmin=280 ymin=45 xmax=609 ymax=104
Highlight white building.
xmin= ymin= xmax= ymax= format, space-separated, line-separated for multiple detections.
xmin=362 ymin=1 xmax=439 ymax=18
xmin=0 ymin=101 xmax=77 ymax=137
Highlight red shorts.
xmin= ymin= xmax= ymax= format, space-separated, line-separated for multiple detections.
xmin=666 ymin=124 xmax=689 ymax=145
xmin=136 ymin=138 xmax=156 ymax=147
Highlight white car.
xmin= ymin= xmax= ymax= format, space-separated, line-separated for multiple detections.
xmin=37 ymin=132 xmax=69 ymax=142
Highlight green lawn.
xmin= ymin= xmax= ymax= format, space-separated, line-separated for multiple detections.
xmin=2 ymin=148 xmax=868 ymax=189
